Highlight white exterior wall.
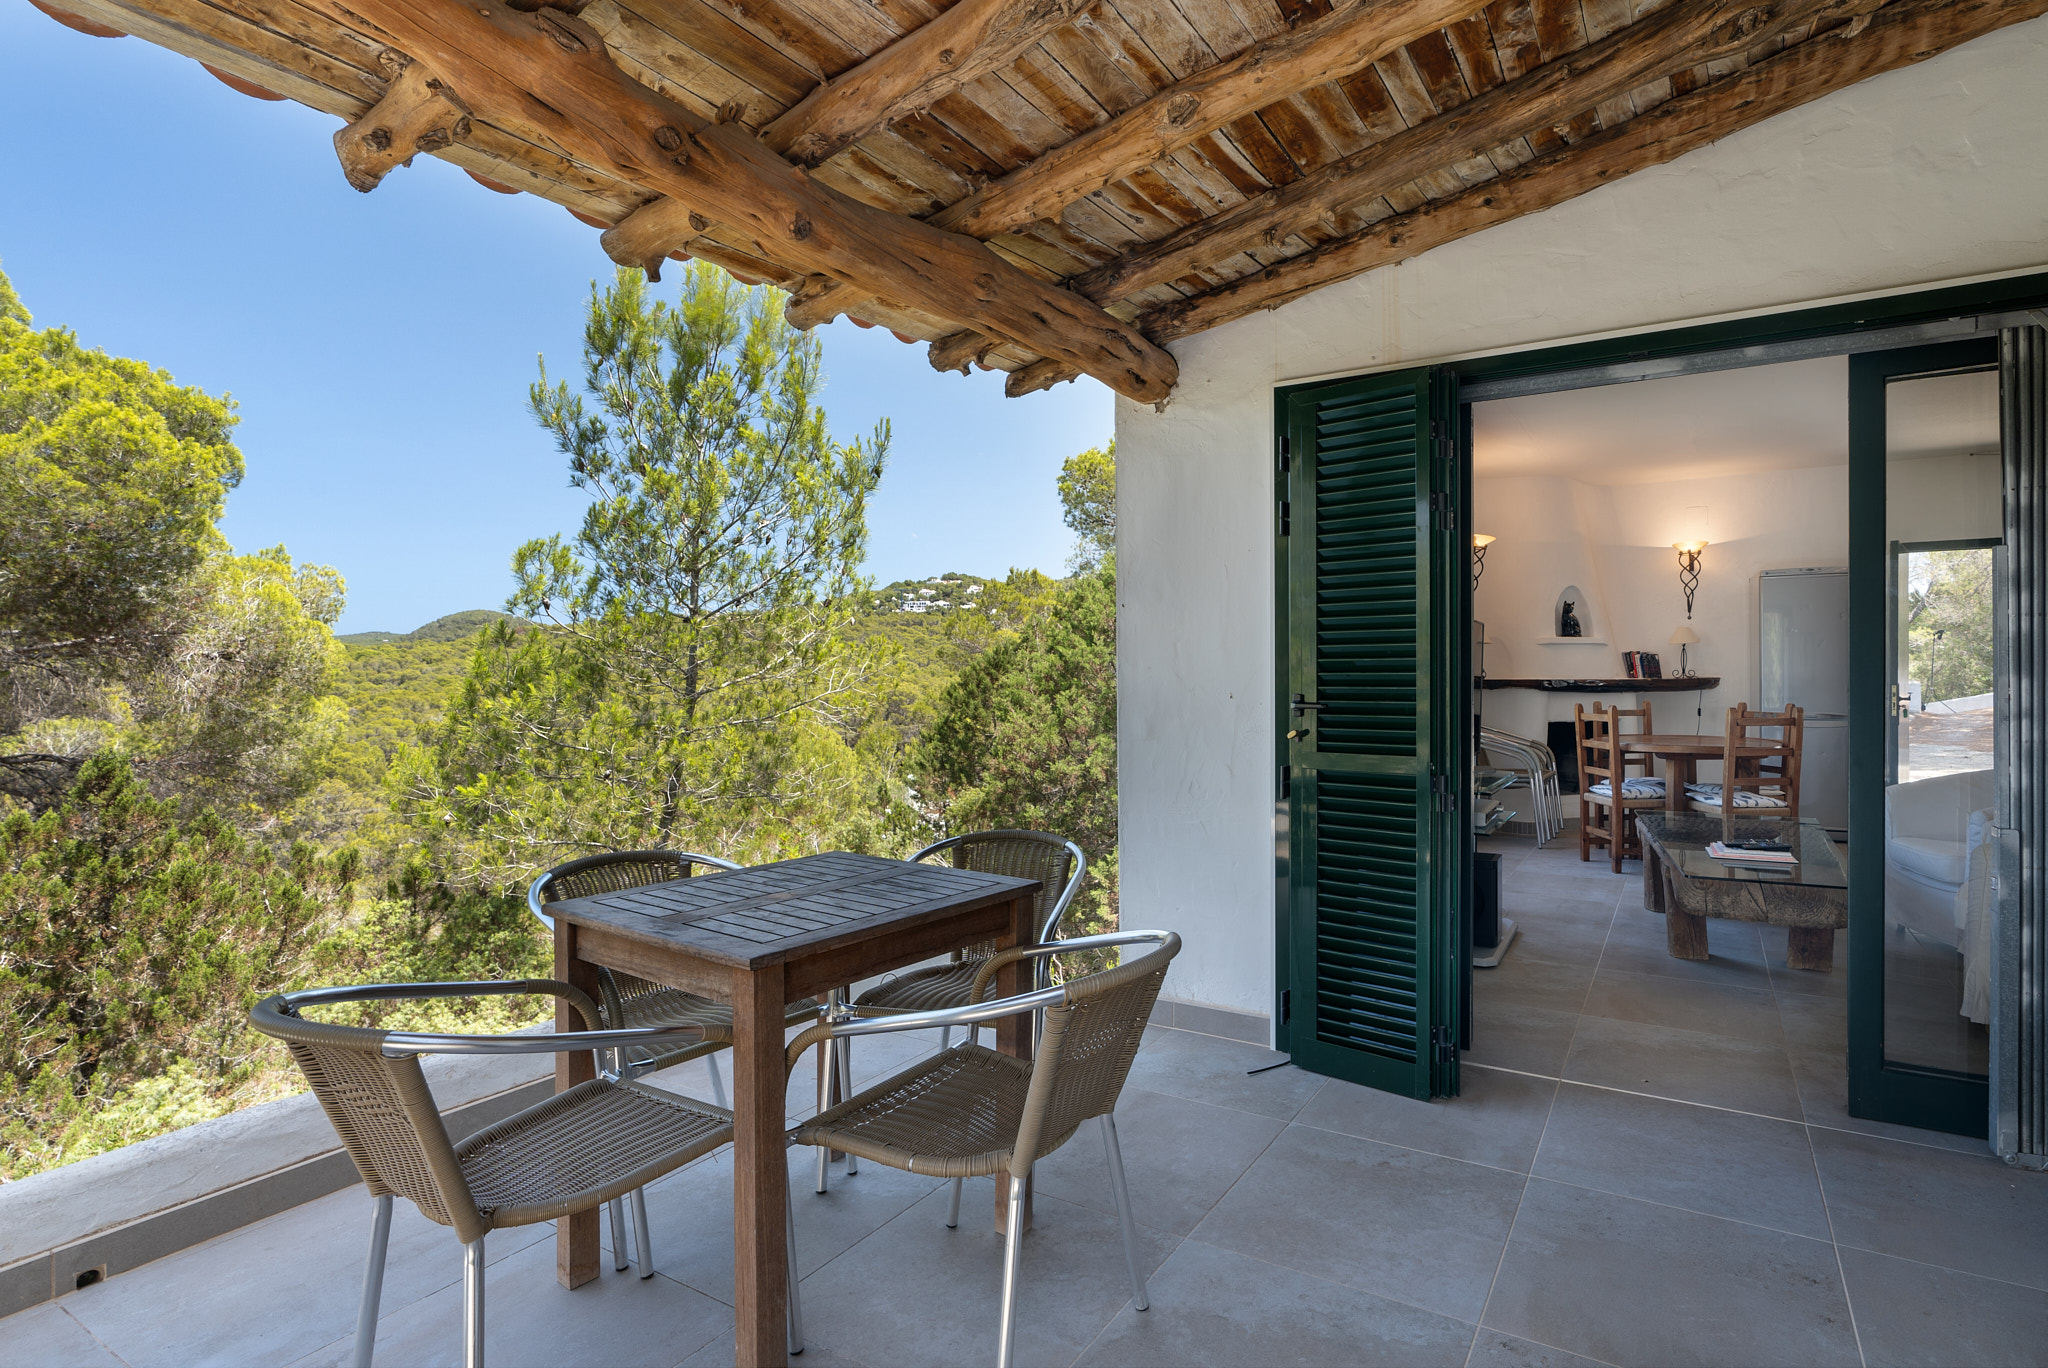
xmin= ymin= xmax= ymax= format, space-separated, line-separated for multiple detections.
xmin=1115 ymin=19 xmax=2048 ymax=1026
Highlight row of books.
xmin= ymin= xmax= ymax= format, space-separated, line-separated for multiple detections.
xmin=1623 ymin=651 xmax=1664 ymax=679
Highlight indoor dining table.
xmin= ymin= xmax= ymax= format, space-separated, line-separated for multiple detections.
xmin=545 ymin=850 xmax=1043 ymax=1368
xmin=1619 ymin=732 xmax=1795 ymax=811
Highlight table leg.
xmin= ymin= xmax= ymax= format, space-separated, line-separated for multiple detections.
xmin=1643 ymin=840 xmax=1664 ymax=915
xmin=732 ymin=964 xmax=791 ymax=1368
xmin=1665 ymin=757 xmax=1693 ymax=813
xmin=553 ymin=920 xmax=601 ymax=1290
xmin=1785 ymin=925 xmax=1836 ymax=972
xmin=994 ymin=893 xmax=1035 ymax=1236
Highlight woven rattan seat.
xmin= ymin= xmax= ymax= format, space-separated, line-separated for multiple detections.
xmin=789 ymin=929 xmax=1179 ymax=1368
xmin=250 ymin=978 xmax=799 ymax=1368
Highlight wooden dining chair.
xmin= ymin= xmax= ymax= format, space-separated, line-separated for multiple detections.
xmin=1687 ymin=702 xmax=1804 ymax=820
xmin=1576 ymin=701 xmax=1664 ymax=873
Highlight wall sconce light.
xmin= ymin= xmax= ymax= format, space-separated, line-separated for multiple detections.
xmin=1668 ymin=624 xmax=1699 ymax=677
xmin=1471 ymin=533 xmax=1496 ymax=591
xmin=1672 ymin=540 xmax=1708 ymax=618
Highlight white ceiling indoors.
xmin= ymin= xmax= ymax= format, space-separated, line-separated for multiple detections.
xmin=1472 ymin=354 xmax=2001 ymax=484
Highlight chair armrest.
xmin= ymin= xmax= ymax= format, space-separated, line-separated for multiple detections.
xmin=781 ymin=985 xmax=1067 ymax=1078
xmin=965 ymin=929 xmax=1178 ymax=1003
xmin=254 ymin=979 xmax=713 ymax=1058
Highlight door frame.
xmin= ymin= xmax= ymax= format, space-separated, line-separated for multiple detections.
xmin=1272 ymin=270 xmax=2048 ymax=1074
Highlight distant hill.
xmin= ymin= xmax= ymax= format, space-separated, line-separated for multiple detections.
xmin=338 ymin=609 xmax=523 ymax=646
xmin=873 ymin=572 xmax=1000 ymax=616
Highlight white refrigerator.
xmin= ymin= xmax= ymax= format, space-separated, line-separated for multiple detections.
xmin=1759 ymin=568 xmax=1850 ymax=836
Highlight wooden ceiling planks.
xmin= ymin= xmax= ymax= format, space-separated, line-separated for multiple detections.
xmin=39 ymin=0 xmax=2044 ymax=395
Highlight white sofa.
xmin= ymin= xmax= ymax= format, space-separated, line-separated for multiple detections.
xmin=1884 ymin=768 xmax=1996 ymax=1023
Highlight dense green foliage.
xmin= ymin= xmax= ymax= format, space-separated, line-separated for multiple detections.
xmin=1058 ymin=440 xmax=1115 ymax=573
xmin=0 ymin=266 xmax=344 ymax=815
xmin=405 ymin=266 xmax=892 ymax=875
xmin=1908 ymin=547 xmax=1996 ymax=704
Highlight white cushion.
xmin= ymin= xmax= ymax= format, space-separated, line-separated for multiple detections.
xmin=1587 ymin=778 xmax=1665 ymax=799
xmin=1888 ymin=835 xmax=1967 ymax=887
xmin=1686 ymin=784 xmax=1787 ymax=810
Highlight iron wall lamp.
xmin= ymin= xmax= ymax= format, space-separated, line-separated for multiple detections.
xmin=1471 ymin=533 xmax=1496 ymax=590
xmin=1673 ymin=540 xmax=1708 ymax=618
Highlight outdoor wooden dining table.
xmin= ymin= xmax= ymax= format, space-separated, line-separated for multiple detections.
xmin=1619 ymin=732 xmax=1795 ymax=811
xmin=545 ymin=849 xmax=1043 ymax=1368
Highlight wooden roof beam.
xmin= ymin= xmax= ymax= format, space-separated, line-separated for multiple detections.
xmin=1137 ymin=0 xmax=2048 ymax=342
xmin=335 ymin=53 xmax=471 ymax=192
xmin=761 ymin=0 xmax=1094 ymax=169
xmin=1076 ymin=0 xmax=1886 ymax=305
xmin=328 ymin=0 xmax=1177 ymax=401
xmin=930 ymin=0 xmax=1487 ymax=239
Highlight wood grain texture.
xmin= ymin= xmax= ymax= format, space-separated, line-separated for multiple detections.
xmin=315 ymin=0 xmax=1179 ymax=399
xmin=930 ymin=0 xmax=1486 ymax=237
xmin=1135 ymin=0 xmax=2042 ymax=339
xmin=730 ymin=961 xmax=790 ymax=1368
xmin=552 ymin=919 xmax=603 ymax=1291
xmin=1080 ymin=0 xmax=1881 ymax=303
xmin=334 ymin=55 xmax=471 ymax=191
xmin=762 ymin=0 xmax=1097 ymax=167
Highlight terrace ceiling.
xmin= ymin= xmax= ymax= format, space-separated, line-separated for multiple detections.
xmin=29 ymin=0 xmax=2045 ymax=399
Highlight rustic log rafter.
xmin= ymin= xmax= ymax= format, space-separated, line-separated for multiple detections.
xmin=762 ymin=0 xmax=1097 ymax=169
xmin=334 ymin=51 xmax=472 ymax=192
xmin=930 ymin=0 xmax=1488 ymax=239
xmin=1135 ymin=0 xmax=2048 ymax=341
xmin=326 ymin=0 xmax=1178 ymax=401
xmin=1079 ymin=0 xmax=1887 ymax=305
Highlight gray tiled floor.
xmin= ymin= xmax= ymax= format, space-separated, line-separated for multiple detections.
xmin=7 ymin=837 xmax=2048 ymax=1367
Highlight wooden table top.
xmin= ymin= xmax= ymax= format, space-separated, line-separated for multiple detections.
xmin=546 ymin=850 xmax=1040 ymax=971
xmin=1616 ymin=733 xmax=1792 ymax=756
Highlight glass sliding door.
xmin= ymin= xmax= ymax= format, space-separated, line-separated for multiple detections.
xmin=1849 ymin=340 xmax=2001 ymax=1135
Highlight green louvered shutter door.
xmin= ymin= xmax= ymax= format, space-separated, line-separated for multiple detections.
xmin=1284 ymin=367 xmax=1463 ymax=1100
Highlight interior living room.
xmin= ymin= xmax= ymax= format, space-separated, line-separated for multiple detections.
xmin=1465 ymin=351 xmax=2001 ymax=1113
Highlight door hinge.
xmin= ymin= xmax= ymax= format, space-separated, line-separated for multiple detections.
xmin=1280 ymin=500 xmax=1291 ymax=536
xmin=1429 ymin=492 xmax=1458 ymax=532
xmin=1281 ymin=988 xmax=1292 ymax=1024
xmin=1279 ymin=434 xmax=1291 ymax=473
xmin=1280 ymin=763 xmax=1292 ymax=799
xmin=1431 ymin=772 xmax=1456 ymax=812
xmin=1431 ymin=1025 xmax=1456 ymax=1064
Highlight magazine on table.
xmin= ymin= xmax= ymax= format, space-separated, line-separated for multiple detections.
xmin=1705 ymin=840 xmax=1798 ymax=865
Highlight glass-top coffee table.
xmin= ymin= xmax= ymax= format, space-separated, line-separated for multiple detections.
xmin=1635 ymin=813 xmax=1848 ymax=970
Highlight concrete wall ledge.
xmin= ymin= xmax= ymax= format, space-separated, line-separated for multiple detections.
xmin=1148 ymin=995 xmax=1272 ymax=1047
xmin=0 ymin=1045 xmax=555 ymax=1318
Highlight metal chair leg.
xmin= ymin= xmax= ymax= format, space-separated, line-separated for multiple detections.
xmin=785 ymin=1179 xmax=805 ymax=1356
xmin=351 ymin=1193 xmax=393 ymax=1368
xmin=631 ymin=1187 xmax=655 ymax=1278
xmin=462 ymin=1234 xmax=486 ymax=1368
xmin=996 ymin=1175 xmax=1026 ymax=1368
xmin=835 ymin=1035 xmax=857 ymax=1176
xmin=945 ymin=1176 xmax=963 ymax=1229
xmin=1100 ymin=1115 xmax=1149 ymax=1311
xmin=607 ymin=1198 xmax=629 ymax=1272
xmin=706 ymin=1051 xmax=728 ymax=1109
xmin=815 ymin=1032 xmax=833 ymax=1194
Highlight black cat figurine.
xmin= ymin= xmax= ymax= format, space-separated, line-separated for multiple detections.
xmin=1559 ymin=600 xmax=1582 ymax=637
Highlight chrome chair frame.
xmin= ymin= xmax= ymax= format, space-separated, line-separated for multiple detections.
xmin=817 ymin=832 xmax=1087 ymax=1195
xmin=254 ymin=981 xmax=802 ymax=1368
xmin=797 ymin=929 xmax=1174 ymax=1368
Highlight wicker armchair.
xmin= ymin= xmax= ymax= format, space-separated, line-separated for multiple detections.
xmin=815 ymin=831 xmax=1085 ymax=1193
xmin=787 ymin=930 xmax=1179 ymax=1368
xmin=249 ymin=979 xmax=801 ymax=1368
xmin=528 ymin=850 xmax=818 ymax=1271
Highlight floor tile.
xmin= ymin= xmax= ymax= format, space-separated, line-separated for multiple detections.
xmin=1762 ymin=926 xmax=1850 ymax=998
xmin=288 ymin=1235 xmax=731 ymax=1368
xmin=1581 ymin=967 xmax=1786 ymax=1045
xmin=1596 ymin=910 xmax=1775 ymax=990
xmin=1296 ymin=1065 xmax=1557 ymax=1173
xmin=678 ymin=1331 xmax=870 ymax=1367
xmin=623 ymin=1144 xmax=942 ymax=1301
xmin=1481 ymin=947 xmax=1599 ymax=1013
xmin=1190 ymin=1123 xmax=1524 ymax=1322
xmin=1483 ymin=1179 xmax=1859 ymax=1367
xmin=1464 ymin=1330 xmax=1615 ymax=1368
xmin=60 ymin=1184 xmax=549 ymax=1367
xmin=1124 ymin=1027 xmax=1326 ymax=1121
xmin=1466 ymin=997 xmax=1580 ymax=1077
xmin=1812 ymin=1127 xmax=2048 ymax=1288
xmin=1073 ymin=1239 xmax=1476 ymax=1367
xmin=1778 ymin=994 xmax=1848 ymax=1053
xmin=1562 ymin=1013 xmax=1804 ymax=1119
xmin=1032 ymin=1088 xmax=1284 ymax=1236
xmin=1787 ymin=1050 xmax=1986 ymax=1155
xmin=1840 ymin=1245 xmax=2048 ymax=1367
xmin=1533 ymin=1084 xmax=1830 ymax=1238
xmin=1503 ymin=913 xmax=1614 ymax=971
xmin=0 ymin=1303 xmax=123 ymax=1368
xmin=795 ymin=1186 xmax=1176 ymax=1368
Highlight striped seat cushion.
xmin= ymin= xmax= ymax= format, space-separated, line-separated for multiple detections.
xmin=1586 ymin=777 xmax=1665 ymax=799
xmin=1686 ymin=784 xmax=1788 ymax=809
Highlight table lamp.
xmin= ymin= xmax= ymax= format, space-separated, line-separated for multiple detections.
xmin=1668 ymin=624 xmax=1699 ymax=677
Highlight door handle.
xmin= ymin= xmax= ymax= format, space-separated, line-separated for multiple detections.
xmin=1291 ymin=694 xmax=1329 ymax=715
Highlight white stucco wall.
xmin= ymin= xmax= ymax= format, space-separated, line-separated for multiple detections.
xmin=1115 ymin=18 xmax=2048 ymax=1026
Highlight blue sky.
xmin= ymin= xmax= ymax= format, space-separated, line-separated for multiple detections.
xmin=0 ymin=5 xmax=1112 ymax=635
